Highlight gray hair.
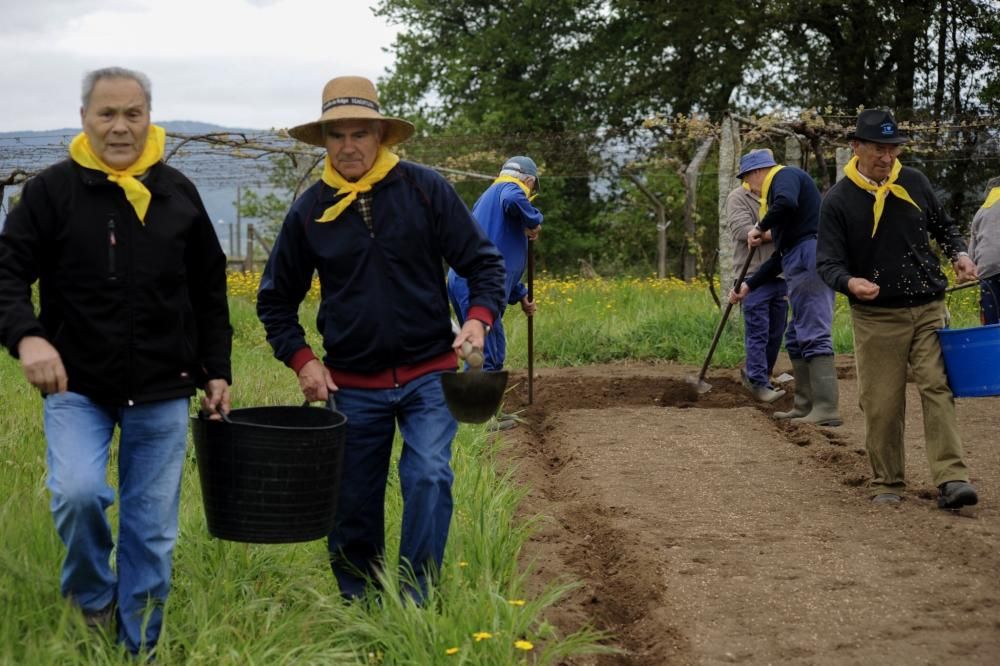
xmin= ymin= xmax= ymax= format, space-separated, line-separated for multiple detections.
xmin=81 ymin=67 xmax=152 ymax=110
xmin=499 ymin=168 xmax=533 ymax=184
xmin=986 ymin=176 xmax=1000 ymax=198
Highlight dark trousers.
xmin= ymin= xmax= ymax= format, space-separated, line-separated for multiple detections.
xmin=741 ymin=278 xmax=788 ymax=386
xmin=980 ymin=274 xmax=1000 ymax=325
xmin=782 ymin=238 xmax=835 ymax=360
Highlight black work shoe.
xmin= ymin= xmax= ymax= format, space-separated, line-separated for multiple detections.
xmin=872 ymin=493 xmax=902 ymax=506
xmin=937 ymin=481 xmax=978 ymax=509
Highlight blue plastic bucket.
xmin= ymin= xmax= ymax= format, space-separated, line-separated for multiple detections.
xmin=936 ymin=323 xmax=1000 ymax=397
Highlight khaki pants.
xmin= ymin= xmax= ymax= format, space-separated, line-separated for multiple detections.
xmin=851 ymin=300 xmax=969 ymax=495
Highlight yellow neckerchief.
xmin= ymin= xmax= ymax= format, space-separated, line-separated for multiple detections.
xmin=843 ymin=156 xmax=921 ymax=237
xmin=493 ymin=174 xmax=537 ymax=202
xmin=757 ymin=165 xmax=785 ymax=219
xmin=68 ymin=125 xmax=165 ymax=223
xmin=316 ymin=146 xmax=400 ymax=222
xmin=982 ymin=186 xmax=1000 ymax=210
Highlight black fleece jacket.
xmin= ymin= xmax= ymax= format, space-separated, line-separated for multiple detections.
xmin=816 ymin=165 xmax=967 ymax=308
xmin=0 ymin=160 xmax=233 ymax=405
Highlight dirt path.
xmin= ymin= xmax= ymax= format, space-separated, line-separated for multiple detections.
xmin=498 ymin=357 xmax=1000 ymax=665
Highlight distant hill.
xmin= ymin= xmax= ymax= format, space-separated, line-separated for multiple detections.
xmin=1 ymin=121 xmax=289 ymax=255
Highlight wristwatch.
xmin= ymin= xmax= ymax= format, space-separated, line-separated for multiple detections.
xmin=953 ymin=251 xmax=969 ymax=261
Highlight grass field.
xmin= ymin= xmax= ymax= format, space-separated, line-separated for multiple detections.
xmin=0 ymin=272 xmax=981 ymax=664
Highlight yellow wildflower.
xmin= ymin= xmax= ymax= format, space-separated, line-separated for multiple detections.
xmin=514 ymin=640 xmax=534 ymax=651
xmin=473 ymin=631 xmax=493 ymax=642
xmin=445 ymin=647 xmax=459 ymax=656
xmin=507 ymin=599 xmax=526 ymax=606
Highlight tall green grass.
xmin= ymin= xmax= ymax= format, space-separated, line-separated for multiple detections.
xmin=0 ymin=274 xmax=981 ymax=664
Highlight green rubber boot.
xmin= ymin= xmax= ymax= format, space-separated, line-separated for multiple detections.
xmin=791 ymin=355 xmax=842 ymax=427
xmin=774 ymin=357 xmax=811 ymax=420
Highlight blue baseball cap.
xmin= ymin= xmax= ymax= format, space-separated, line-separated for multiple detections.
xmin=502 ymin=156 xmax=538 ymax=178
xmin=736 ymin=149 xmax=778 ymax=179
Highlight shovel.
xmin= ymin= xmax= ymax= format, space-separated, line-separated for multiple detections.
xmin=527 ymin=239 xmax=535 ymax=404
xmin=687 ymin=245 xmax=757 ymax=395
xmin=441 ymin=324 xmax=509 ymax=423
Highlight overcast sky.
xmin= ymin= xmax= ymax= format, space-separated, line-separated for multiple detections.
xmin=0 ymin=0 xmax=399 ymax=132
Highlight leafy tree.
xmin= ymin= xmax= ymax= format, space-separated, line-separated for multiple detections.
xmin=236 ymin=153 xmax=322 ymax=243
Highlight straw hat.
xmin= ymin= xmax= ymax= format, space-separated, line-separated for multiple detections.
xmin=287 ymin=76 xmax=415 ymax=147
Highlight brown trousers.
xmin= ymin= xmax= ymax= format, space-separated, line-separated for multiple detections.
xmin=851 ymin=300 xmax=969 ymax=495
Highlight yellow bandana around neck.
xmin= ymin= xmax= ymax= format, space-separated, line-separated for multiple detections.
xmin=758 ymin=165 xmax=785 ymax=219
xmin=69 ymin=125 xmax=165 ymax=223
xmin=316 ymin=147 xmax=400 ymax=222
xmin=982 ymin=186 xmax=1000 ymax=210
xmin=493 ymin=174 xmax=538 ymax=202
xmin=843 ymin=156 xmax=921 ymax=237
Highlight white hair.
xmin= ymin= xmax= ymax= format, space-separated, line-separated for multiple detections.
xmin=499 ymin=168 xmax=533 ymax=184
xmin=82 ymin=67 xmax=152 ymax=110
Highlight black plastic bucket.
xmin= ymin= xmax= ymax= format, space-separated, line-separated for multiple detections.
xmin=190 ymin=400 xmax=347 ymax=543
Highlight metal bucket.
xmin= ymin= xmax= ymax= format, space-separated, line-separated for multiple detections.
xmin=191 ymin=399 xmax=347 ymax=543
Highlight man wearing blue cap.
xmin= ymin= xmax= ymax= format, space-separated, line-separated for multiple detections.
xmin=731 ymin=149 xmax=840 ymax=426
xmin=726 ymin=149 xmax=788 ymax=403
xmin=817 ymin=108 xmax=979 ymax=509
xmin=447 ymin=156 xmax=542 ymax=429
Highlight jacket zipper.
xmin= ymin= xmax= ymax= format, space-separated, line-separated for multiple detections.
xmin=107 ymin=216 xmax=118 ymax=280
xmin=122 ymin=209 xmax=135 ymax=405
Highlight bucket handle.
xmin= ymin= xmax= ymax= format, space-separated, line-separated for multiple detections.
xmin=944 ymin=278 xmax=999 ymax=327
xmin=302 ymin=395 xmax=339 ymax=412
xmin=200 ymin=394 xmax=339 ymax=424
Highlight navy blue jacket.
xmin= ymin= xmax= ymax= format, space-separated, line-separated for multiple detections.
xmin=746 ymin=167 xmax=821 ymax=290
xmin=257 ymin=160 xmax=505 ymax=374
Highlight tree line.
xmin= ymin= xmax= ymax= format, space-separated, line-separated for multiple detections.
xmin=369 ymin=0 xmax=1000 ymax=277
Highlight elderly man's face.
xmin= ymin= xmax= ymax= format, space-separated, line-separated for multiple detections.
xmin=324 ymin=120 xmax=382 ymax=181
xmin=743 ymin=168 xmax=767 ymax=193
xmin=852 ymin=140 xmax=901 ymax=182
xmin=80 ymin=77 xmax=150 ymax=170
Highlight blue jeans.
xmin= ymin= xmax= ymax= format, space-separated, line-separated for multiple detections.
xmin=327 ymin=372 xmax=458 ymax=601
xmin=741 ymin=278 xmax=788 ymax=386
xmin=448 ymin=271 xmax=508 ymax=372
xmin=44 ymin=392 xmax=190 ymax=655
xmin=781 ymin=238 xmax=835 ymax=359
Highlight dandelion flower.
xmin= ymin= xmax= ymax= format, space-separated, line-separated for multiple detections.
xmin=445 ymin=647 xmax=459 ymax=656
xmin=473 ymin=631 xmax=493 ymax=642
xmin=514 ymin=640 xmax=534 ymax=651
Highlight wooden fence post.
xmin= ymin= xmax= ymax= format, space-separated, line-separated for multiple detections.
xmin=785 ymin=135 xmax=803 ymax=168
xmin=717 ymin=114 xmax=741 ymax=294
xmin=245 ymin=223 xmax=255 ymax=273
xmin=627 ymin=173 xmax=669 ymax=278
xmin=835 ymin=147 xmax=852 ymax=181
xmin=684 ymin=137 xmax=714 ymax=281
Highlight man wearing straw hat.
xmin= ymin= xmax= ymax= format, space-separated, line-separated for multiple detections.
xmin=816 ymin=108 xmax=980 ymax=509
xmin=0 ymin=67 xmax=232 ymax=656
xmin=257 ymin=76 xmax=505 ymax=602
